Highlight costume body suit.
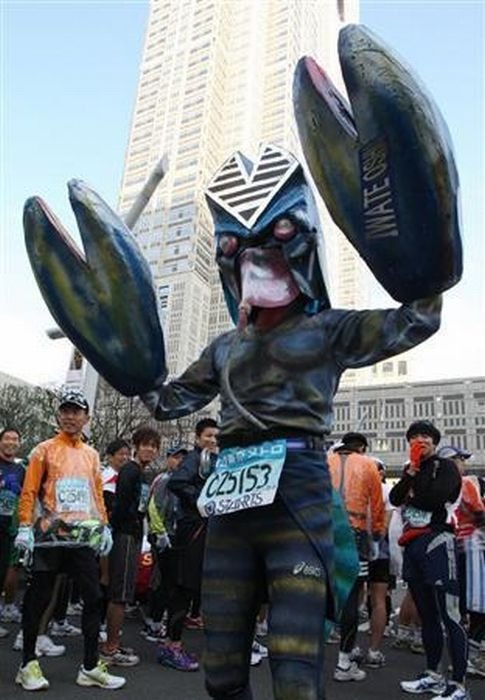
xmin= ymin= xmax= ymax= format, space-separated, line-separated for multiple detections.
xmin=150 ymin=296 xmax=441 ymax=700
xmin=23 ymin=27 xmax=462 ymax=700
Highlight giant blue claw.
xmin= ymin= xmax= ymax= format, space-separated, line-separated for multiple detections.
xmin=293 ymin=24 xmax=462 ymax=303
xmin=24 ymin=180 xmax=166 ymax=395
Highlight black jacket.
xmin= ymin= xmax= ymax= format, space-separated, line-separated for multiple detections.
xmin=110 ymin=460 xmax=144 ymax=538
xmin=168 ymin=448 xmax=216 ymax=541
xmin=389 ymin=454 xmax=461 ymax=530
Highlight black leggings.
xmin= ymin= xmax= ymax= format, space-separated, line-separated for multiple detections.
xmin=22 ymin=547 xmax=102 ymax=669
xmin=339 ymin=577 xmax=364 ymax=653
xmin=408 ymin=581 xmax=468 ymax=684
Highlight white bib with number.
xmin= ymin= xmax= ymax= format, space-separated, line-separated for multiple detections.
xmin=56 ymin=477 xmax=90 ymax=514
xmin=197 ymin=440 xmax=287 ymax=517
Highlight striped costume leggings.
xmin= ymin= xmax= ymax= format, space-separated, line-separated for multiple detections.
xmin=203 ymin=496 xmax=329 ymax=700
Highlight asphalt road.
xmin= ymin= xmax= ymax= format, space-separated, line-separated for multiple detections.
xmin=0 ymin=613 xmax=482 ymax=700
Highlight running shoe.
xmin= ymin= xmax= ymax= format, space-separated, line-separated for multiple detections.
xmin=36 ymin=634 xmax=66 ymax=657
xmin=51 ymin=619 xmax=82 ymax=636
xmin=434 ymin=683 xmax=471 ymax=700
xmin=184 ymin=615 xmax=203 ymax=630
xmin=157 ymin=642 xmax=199 ymax=671
xmin=140 ymin=624 xmax=166 ymax=642
xmin=15 ymin=660 xmax=50 ymax=691
xmin=76 ymin=661 xmax=126 ymax=689
xmin=99 ymin=646 xmax=140 ymax=666
xmin=333 ymin=662 xmax=366 ymax=682
xmin=365 ymin=649 xmax=386 ymax=668
xmin=0 ymin=625 xmax=9 ymax=638
xmin=400 ymin=671 xmax=447 ymax=694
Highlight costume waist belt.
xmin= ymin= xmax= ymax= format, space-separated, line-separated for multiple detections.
xmin=285 ymin=437 xmax=326 ymax=451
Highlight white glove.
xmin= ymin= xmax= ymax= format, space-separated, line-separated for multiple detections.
xmin=99 ymin=526 xmax=113 ymax=556
xmin=15 ymin=525 xmax=34 ymax=553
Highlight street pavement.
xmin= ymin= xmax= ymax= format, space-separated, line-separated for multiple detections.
xmin=0 ymin=614 xmax=482 ymax=699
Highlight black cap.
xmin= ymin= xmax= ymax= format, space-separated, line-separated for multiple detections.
xmin=167 ymin=444 xmax=188 ymax=457
xmin=341 ymin=432 xmax=368 ymax=448
xmin=405 ymin=420 xmax=441 ymax=445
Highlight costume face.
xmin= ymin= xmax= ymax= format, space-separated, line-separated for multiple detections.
xmin=206 ymin=144 xmax=330 ymax=323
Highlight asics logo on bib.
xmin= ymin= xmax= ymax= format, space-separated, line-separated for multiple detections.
xmin=292 ymin=562 xmax=322 ymax=578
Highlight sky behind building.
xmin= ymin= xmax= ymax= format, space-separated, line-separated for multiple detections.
xmin=1 ymin=0 xmax=483 ymax=386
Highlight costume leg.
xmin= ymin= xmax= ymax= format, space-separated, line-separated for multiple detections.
xmin=263 ymin=498 xmax=327 ymax=700
xmin=203 ymin=512 xmax=259 ymax=700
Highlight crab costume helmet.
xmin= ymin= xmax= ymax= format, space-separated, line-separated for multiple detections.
xmin=205 ymin=144 xmax=330 ymax=324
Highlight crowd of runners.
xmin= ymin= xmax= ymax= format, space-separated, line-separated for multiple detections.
xmin=0 ymin=390 xmax=484 ymax=699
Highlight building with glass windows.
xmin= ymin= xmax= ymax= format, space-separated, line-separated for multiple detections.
xmin=332 ymin=376 xmax=485 ymax=473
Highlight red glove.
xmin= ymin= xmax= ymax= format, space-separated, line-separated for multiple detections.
xmin=409 ymin=440 xmax=426 ymax=470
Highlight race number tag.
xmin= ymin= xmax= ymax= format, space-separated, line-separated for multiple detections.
xmin=56 ymin=477 xmax=90 ymax=513
xmin=402 ymin=505 xmax=432 ymax=528
xmin=197 ymin=440 xmax=286 ymax=517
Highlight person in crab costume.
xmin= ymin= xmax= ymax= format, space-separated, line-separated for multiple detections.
xmin=23 ymin=25 xmax=462 ymax=700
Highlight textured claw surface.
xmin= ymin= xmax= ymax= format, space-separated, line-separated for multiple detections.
xmin=294 ymin=24 xmax=462 ymax=303
xmin=24 ymin=180 xmax=166 ymax=395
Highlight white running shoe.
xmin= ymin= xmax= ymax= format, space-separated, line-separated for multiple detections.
xmin=36 ymin=634 xmax=66 ymax=657
xmin=333 ymin=662 xmax=366 ymax=682
xmin=13 ymin=630 xmax=66 ymax=657
xmin=15 ymin=659 xmax=50 ymax=691
xmin=250 ymin=650 xmax=262 ymax=666
xmin=76 ymin=661 xmax=126 ymax=689
xmin=0 ymin=624 xmax=9 ymax=638
xmin=401 ymin=671 xmax=447 ymax=694
xmin=51 ymin=619 xmax=82 ymax=636
xmin=434 ymin=683 xmax=471 ymax=700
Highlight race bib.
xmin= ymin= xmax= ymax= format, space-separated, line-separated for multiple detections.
xmin=402 ymin=505 xmax=432 ymax=528
xmin=56 ymin=477 xmax=90 ymax=513
xmin=197 ymin=440 xmax=287 ymax=517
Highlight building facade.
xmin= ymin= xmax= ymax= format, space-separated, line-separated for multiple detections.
xmin=332 ymin=376 xmax=485 ymax=474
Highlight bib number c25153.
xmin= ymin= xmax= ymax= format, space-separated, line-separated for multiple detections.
xmin=197 ymin=440 xmax=286 ymax=517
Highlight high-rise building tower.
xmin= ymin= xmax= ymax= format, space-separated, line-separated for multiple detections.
xmin=118 ymin=0 xmax=373 ymax=382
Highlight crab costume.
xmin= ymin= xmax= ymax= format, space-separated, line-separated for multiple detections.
xmin=24 ymin=26 xmax=462 ymax=700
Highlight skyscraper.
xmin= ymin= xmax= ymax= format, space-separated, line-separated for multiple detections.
xmin=118 ymin=0 xmax=375 ymax=381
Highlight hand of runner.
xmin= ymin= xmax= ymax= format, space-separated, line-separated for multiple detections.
xmin=14 ymin=525 xmax=34 ymax=553
xmin=409 ymin=440 xmax=426 ymax=471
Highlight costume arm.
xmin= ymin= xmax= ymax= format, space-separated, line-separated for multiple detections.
xmin=331 ymin=295 xmax=441 ymax=369
xmin=18 ymin=445 xmax=47 ymax=526
xmin=142 ymin=341 xmax=220 ymax=421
